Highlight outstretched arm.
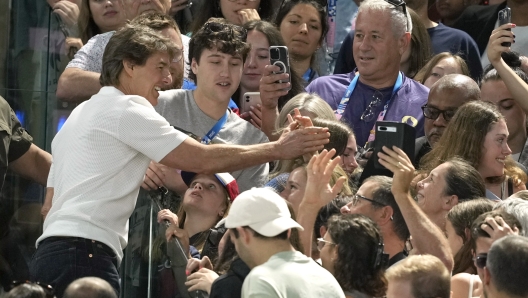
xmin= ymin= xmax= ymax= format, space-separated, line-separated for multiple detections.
xmin=487 ymin=23 xmax=528 ymax=114
xmin=160 ymin=117 xmax=330 ymax=174
xmin=378 ymin=146 xmax=454 ymax=271
xmin=296 ymin=149 xmax=345 ymax=256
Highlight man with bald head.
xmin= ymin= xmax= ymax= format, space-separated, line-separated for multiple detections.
xmin=414 ymin=74 xmax=480 ymax=166
xmin=64 ymin=277 xmax=117 ymax=298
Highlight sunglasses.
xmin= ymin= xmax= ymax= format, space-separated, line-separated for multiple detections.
xmin=473 ymin=253 xmax=487 ymax=268
xmin=384 ymin=0 xmax=409 ymax=31
xmin=203 ymin=21 xmax=248 ymax=42
xmin=421 ymin=105 xmax=457 ymax=122
xmin=316 ymin=238 xmax=336 ymax=251
xmin=10 ymin=281 xmax=55 ymax=298
xmin=360 ymin=90 xmax=383 ymax=122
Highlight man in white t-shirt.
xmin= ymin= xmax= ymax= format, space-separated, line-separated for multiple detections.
xmin=224 ymin=187 xmax=345 ymax=298
xmin=30 ymin=24 xmax=330 ymax=298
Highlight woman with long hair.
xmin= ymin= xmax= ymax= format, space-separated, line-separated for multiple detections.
xmin=414 ymin=52 xmax=470 ymax=88
xmin=319 ymin=214 xmax=387 ymax=298
xmin=420 ymin=100 xmax=527 ymax=199
xmin=481 ymin=23 xmax=528 ymax=170
xmin=274 ymin=0 xmax=328 ymax=85
xmin=234 ymin=20 xmax=304 ymax=119
xmin=189 ymin=0 xmax=274 ymax=35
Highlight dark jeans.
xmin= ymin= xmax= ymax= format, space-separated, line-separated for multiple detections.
xmin=29 ymin=236 xmax=120 ymax=298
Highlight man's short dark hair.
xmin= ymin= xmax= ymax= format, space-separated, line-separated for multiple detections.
xmin=364 ymin=176 xmax=410 ymax=242
xmin=188 ymin=18 xmax=250 ymax=83
xmin=487 ymin=235 xmax=528 ymax=296
xmin=443 ymin=157 xmax=486 ymax=201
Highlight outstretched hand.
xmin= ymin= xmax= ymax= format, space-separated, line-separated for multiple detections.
xmin=302 ymin=149 xmax=346 ymax=209
xmin=275 ymin=112 xmax=329 ymax=159
xmin=377 ymin=146 xmax=415 ymax=196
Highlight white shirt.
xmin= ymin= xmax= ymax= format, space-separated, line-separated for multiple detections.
xmin=38 ymin=86 xmax=188 ymax=263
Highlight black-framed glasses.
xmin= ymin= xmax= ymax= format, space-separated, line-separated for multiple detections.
xmin=352 ymin=194 xmax=388 ymax=207
xmin=316 ymin=238 xmax=336 ymax=251
xmin=203 ymin=21 xmax=248 ymax=42
xmin=384 ymin=0 xmax=409 ymax=31
xmin=421 ymin=105 xmax=457 ymax=122
xmin=10 ymin=281 xmax=55 ymax=298
xmin=360 ymin=91 xmax=383 ymax=122
xmin=473 ymin=253 xmax=487 ymax=268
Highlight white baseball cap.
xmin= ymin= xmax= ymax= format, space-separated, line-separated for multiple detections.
xmin=218 ymin=187 xmax=304 ymax=237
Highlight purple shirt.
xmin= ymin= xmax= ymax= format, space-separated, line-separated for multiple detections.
xmin=306 ymin=72 xmax=429 ymax=146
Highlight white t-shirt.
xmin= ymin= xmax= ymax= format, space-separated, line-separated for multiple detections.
xmin=242 ymin=250 xmax=345 ymax=298
xmin=38 ymin=86 xmax=188 ymax=263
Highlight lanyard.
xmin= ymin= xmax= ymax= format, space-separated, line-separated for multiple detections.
xmin=201 ymin=110 xmax=229 ymax=144
xmin=303 ymin=68 xmax=315 ymax=82
xmin=334 ymin=72 xmax=404 ymax=143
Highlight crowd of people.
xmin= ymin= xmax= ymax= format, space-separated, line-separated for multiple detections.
xmin=2 ymin=0 xmax=528 ymax=297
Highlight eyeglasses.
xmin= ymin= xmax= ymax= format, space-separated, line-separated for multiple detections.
xmin=203 ymin=21 xmax=248 ymax=42
xmin=384 ymin=0 xmax=409 ymax=31
xmin=352 ymin=194 xmax=388 ymax=207
xmin=10 ymin=281 xmax=55 ymax=298
xmin=172 ymin=47 xmax=184 ymax=63
xmin=360 ymin=91 xmax=383 ymax=122
xmin=421 ymin=105 xmax=457 ymax=122
xmin=316 ymin=238 xmax=336 ymax=251
xmin=473 ymin=253 xmax=487 ymax=268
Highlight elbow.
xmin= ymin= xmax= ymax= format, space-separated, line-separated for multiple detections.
xmin=56 ymin=75 xmax=74 ymax=102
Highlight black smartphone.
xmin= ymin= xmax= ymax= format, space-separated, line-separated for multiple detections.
xmin=373 ymin=121 xmax=416 ymax=170
xmin=269 ymin=46 xmax=292 ymax=90
xmin=498 ymin=7 xmax=512 ymax=47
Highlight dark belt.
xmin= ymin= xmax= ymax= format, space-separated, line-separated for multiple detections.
xmin=42 ymin=236 xmax=117 ymax=258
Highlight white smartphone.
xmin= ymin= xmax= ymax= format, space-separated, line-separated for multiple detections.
xmin=241 ymin=92 xmax=261 ymax=114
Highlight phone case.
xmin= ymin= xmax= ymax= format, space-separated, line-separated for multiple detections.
xmin=269 ymin=46 xmax=292 ymax=89
xmin=241 ymin=92 xmax=261 ymax=114
xmin=498 ymin=7 xmax=512 ymax=47
xmin=373 ymin=121 xmax=416 ymax=169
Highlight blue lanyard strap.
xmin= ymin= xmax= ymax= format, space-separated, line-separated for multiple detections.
xmin=335 ymin=72 xmax=403 ymax=119
xmin=201 ymin=110 xmax=229 ymax=144
xmin=303 ymin=68 xmax=315 ymax=82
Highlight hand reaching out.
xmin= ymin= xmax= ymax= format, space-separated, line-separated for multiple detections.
xmin=301 ymin=149 xmax=346 ymax=209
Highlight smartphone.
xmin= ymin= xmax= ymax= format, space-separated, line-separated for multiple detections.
xmin=269 ymin=46 xmax=292 ymax=90
xmin=498 ymin=7 xmax=512 ymax=47
xmin=373 ymin=121 xmax=416 ymax=170
xmin=241 ymin=92 xmax=261 ymax=114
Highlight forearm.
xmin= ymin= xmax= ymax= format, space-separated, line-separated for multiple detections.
xmin=56 ymin=68 xmax=102 ymax=102
xmin=9 ymin=144 xmax=52 ymax=185
xmin=260 ymin=107 xmax=280 ymax=141
xmin=161 ymin=139 xmax=279 ymax=175
xmin=494 ymin=59 xmax=528 ymax=113
xmin=296 ymin=202 xmax=321 ymax=256
xmin=395 ymin=192 xmax=454 ymax=271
